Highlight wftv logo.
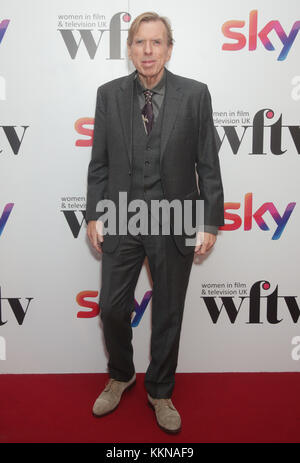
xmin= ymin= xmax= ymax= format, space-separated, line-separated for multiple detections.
xmin=0 ymin=126 xmax=29 ymax=155
xmin=215 ymin=108 xmax=300 ymax=156
xmin=0 ymin=19 xmax=9 ymax=44
xmin=202 ymin=280 xmax=300 ymax=324
xmin=58 ymin=12 xmax=131 ymax=59
xmin=0 ymin=286 xmax=33 ymax=325
xmin=76 ymin=290 xmax=152 ymax=327
xmin=60 ymin=197 xmax=86 ymax=237
xmin=222 ymin=9 xmax=300 ymax=61
xmin=220 ymin=193 xmax=296 ymax=240
xmin=0 ymin=203 xmax=14 ymax=236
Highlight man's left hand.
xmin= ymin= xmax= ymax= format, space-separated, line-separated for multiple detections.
xmin=194 ymin=232 xmax=216 ymax=255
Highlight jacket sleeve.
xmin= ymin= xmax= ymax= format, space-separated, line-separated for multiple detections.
xmin=204 ymin=225 xmax=218 ymax=235
xmin=86 ymin=87 xmax=109 ymax=222
xmin=196 ymin=84 xmax=224 ymax=228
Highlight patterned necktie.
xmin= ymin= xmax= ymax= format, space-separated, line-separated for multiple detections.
xmin=141 ymin=89 xmax=154 ymax=135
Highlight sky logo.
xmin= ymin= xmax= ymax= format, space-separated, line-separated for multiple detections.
xmin=0 ymin=203 xmax=14 ymax=236
xmin=0 ymin=19 xmax=10 ymax=44
xmin=77 ymin=290 xmax=153 ymax=327
xmin=222 ymin=10 xmax=300 ymax=61
xmin=220 ymin=193 xmax=296 ymax=239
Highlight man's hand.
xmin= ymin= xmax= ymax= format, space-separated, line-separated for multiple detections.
xmin=194 ymin=231 xmax=216 ymax=255
xmin=87 ymin=220 xmax=104 ymax=254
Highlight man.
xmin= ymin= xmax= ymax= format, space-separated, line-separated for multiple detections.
xmin=86 ymin=12 xmax=224 ymax=434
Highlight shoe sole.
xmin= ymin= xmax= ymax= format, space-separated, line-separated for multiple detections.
xmin=92 ymin=378 xmax=136 ymax=418
xmin=147 ymin=400 xmax=182 ymax=434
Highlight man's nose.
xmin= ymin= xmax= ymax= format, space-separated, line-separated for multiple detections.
xmin=144 ymin=41 xmax=153 ymax=54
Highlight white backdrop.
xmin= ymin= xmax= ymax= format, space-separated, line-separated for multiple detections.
xmin=1 ymin=0 xmax=300 ymax=373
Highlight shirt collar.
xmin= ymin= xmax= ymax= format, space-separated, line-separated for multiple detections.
xmin=135 ymin=67 xmax=166 ymax=95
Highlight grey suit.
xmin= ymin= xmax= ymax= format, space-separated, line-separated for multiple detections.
xmin=86 ymin=67 xmax=224 ymax=254
xmin=86 ymin=67 xmax=224 ymax=398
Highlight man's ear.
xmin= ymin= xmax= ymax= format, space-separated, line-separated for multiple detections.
xmin=127 ymin=44 xmax=131 ymax=59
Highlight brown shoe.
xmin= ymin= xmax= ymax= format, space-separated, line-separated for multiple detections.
xmin=147 ymin=393 xmax=182 ymax=433
xmin=92 ymin=373 xmax=136 ymax=417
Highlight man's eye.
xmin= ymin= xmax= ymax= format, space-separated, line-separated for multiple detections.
xmin=153 ymin=40 xmax=161 ymax=45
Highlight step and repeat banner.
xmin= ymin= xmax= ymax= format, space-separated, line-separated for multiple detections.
xmin=1 ymin=0 xmax=300 ymax=373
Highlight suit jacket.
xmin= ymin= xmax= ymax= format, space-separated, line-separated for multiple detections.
xmin=86 ymin=67 xmax=224 ymax=255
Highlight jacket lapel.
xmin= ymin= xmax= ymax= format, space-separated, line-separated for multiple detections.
xmin=160 ymin=68 xmax=183 ymax=164
xmin=117 ymin=70 xmax=136 ymax=167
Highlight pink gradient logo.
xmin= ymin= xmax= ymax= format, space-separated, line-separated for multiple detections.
xmin=0 ymin=19 xmax=9 ymax=44
xmin=222 ymin=10 xmax=300 ymax=61
xmin=0 ymin=203 xmax=14 ymax=236
xmin=76 ymin=290 xmax=152 ymax=327
xmin=220 ymin=193 xmax=296 ymax=239
xmin=75 ymin=118 xmax=94 ymax=147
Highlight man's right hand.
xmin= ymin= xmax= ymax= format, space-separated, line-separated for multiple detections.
xmin=87 ymin=220 xmax=104 ymax=253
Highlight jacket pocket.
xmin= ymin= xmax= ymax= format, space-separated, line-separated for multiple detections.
xmin=184 ymin=189 xmax=199 ymax=199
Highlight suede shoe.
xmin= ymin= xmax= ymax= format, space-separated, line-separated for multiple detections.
xmin=92 ymin=373 xmax=136 ymax=417
xmin=147 ymin=393 xmax=182 ymax=433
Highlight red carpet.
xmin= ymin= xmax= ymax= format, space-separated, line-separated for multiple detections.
xmin=0 ymin=372 xmax=299 ymax=443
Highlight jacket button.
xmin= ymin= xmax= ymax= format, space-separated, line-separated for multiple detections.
xmin=128 ymin=171 xmax=131 ymax=176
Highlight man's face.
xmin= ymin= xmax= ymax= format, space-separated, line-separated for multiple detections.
xmin=127 ymin=20 xmax=173 ymax=79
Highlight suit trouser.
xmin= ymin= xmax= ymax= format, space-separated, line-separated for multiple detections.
xmin=99 ymin=224 xmax=194 ymax=399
